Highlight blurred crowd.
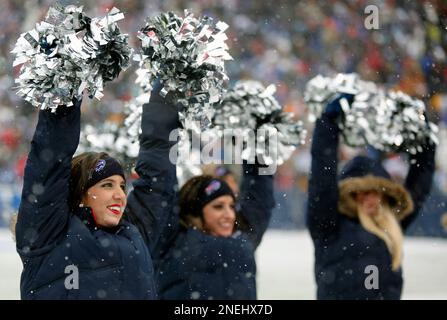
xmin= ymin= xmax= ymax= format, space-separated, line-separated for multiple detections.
xmin=0 ymin=0 xmax=446 ymax=235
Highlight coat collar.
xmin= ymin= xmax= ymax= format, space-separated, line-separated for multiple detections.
xmin=76 ymin=206 xmax=96 ymax=228
xmin=74 ymin=206 xmax=125 ymax=233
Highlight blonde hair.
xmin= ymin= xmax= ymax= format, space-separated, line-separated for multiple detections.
xmin=9 ymin=214 xmax=17 ymax=242
xmin=358 ymin=204 xmax=404 ymax=271
xmin=441 ymin=213 xmax=447 ymax=232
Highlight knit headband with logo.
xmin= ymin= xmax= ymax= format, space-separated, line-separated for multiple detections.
xmin=196 ymin=179 xmax=235 ymax=213
xmin=85 ymin=156 xmax=125 ymax=191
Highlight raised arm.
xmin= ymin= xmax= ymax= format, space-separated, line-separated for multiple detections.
xmin=401 ymin=140 xmax=436 ymax=231
xmin=16 ymin=100 xmax=82 ymax=256
xmin=238 ymin=163 xmax=275 ymax=248
xmin=125 ymin=83 xmax=180 ymax=257
xmin=306 ymin=96 xmax=347 ymax=240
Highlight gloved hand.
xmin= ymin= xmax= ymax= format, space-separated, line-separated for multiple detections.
xmin=140 ymin=79 xmax=181 ymax=145
xmin=149 ymin=78 xmax=182 ymax=106
xmin=323 ymin=93 xmax=355 ymax=119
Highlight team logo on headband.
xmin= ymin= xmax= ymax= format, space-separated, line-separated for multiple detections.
xmin=205 ymin=180 xmax=221 ymax=196
xmin=95 ymin=159 xmax=106 ymax=172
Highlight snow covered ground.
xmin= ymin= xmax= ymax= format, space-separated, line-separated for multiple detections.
xmin=1 ymin=229 xmax=446 ymax=300
xmin=256 ymin=230 xmax=447 ymax=300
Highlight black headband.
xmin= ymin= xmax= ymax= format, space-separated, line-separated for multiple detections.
xmin=196 ymin=179 xmax=235 ymax=212
xmin=85 ymin=156 xmax=125 ymax=191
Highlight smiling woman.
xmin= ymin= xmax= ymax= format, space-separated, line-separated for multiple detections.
xmin=307 ymin=95 xmax=436 ymax=300
xmin=123 ymin=82 xmax=276 ymax=300
xmin=14 ymin=98 xmax=163 ymax=300
xmin=70 ymin=153 xmax=127 ymax=228
xmin=178 ymin=175 xmax=237 ymax=237
xmin=81 ymin=174 xmax=126 ymax=228
xmin=202 ymin=195 xmax=236 ymax=237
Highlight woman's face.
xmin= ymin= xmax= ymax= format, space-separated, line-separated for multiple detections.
xmin=81 ymin=175 xmax=127 ymax=228
xmin=202 ymin=195 xmax=236 ymax=237
xmin=356 ymin=190 xmax=382 ymax=217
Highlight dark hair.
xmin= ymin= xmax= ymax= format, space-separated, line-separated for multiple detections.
xmin=179 ymin=175 xmax=215 ymax=225
xmin=68 ymin=151 xmax=110 ymax=211
xmin=179 ymin=175 xmax=244 ymax=230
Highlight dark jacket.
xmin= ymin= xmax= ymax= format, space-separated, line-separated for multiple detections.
xmin=159 ymin=163 xmax=274 ymax=300
xmin=16 ymin=102 xmax=157 ymax=299
xmin=406 ymin=183 xmax=447 ymax=238
xmin=306 ymin=114 xmax=435 ymax=300
xmin=125 ymin=90 xmax=275 ymax=300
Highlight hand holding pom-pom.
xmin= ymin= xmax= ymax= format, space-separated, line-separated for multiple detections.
xmin=304 ymin=73 xmax=438 ymax=155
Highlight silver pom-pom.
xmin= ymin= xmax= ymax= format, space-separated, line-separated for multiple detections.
xmin=134 ymin=10 xmax=232 ymax=131
xmin=214 ymin=80 xmax=281 ymax=129
xmin=212 ymin=80 xmax=307 ymax=165
xmin=304 ymin=73 xmax=377 ymax=120
xmin=374 ymin=90 xmax=439 ymax=154
xmin=77 ymin=122 xmax=126 ymax=156
xmin=304 ymin=73 xmax=438 ymax=154
xmin=12 ymin=5 xmax=132 ymax=111
xmin=79 ymin=93 xmax=202 ymax=184
xmin=77 ymin=96 xmax=145 ymax=164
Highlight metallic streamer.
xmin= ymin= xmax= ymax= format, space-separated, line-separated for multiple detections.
xmin=134 ymin=10 xmax=232 ymax=131
xmin=12 ymin=5 xmax=132 ymax=112
xmin=304 ymin=73 xmax=438 ymax=154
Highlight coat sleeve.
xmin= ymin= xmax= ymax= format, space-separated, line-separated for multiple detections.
xmin=306 ymin=114 xmax=340 ymax=240
xmin=238 ymin=163 xmax=275 ymax=249
xmin=125 ymin=84 xmax=180 ymax=258
xmin=401 ymin=141 xmax=436 ymax=231
xmin=16 ymin=101 xmax=81 ymax=256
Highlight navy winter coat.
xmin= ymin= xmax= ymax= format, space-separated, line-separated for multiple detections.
xmin=307 ymin=114 xmax=435 ymax=300
xmin=125 ymin=90 xmax=275 ymax=300
xmin=406 ymin=183 xmax=447 ymax=238
xmin=16 ymin=101 xmax=157 ymax=299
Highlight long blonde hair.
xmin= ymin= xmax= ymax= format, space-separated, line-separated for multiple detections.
xmin=358 ymin=204 xmax=404 ymax=271
xmin=9 ymin=214 xmax=17 ymax=242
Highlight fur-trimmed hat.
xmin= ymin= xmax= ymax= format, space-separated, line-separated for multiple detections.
xmin=338 ymin=156 xmax=414 ymax=221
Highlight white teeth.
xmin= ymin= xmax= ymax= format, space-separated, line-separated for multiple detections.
xmin=109 ymin=206 xmax=121 ymax=212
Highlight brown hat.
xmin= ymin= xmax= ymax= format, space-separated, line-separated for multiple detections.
xmin=337 ymin=156 xmax=413 ymax=221
xmin=338 ymin=175 xmax=414 ymax=220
